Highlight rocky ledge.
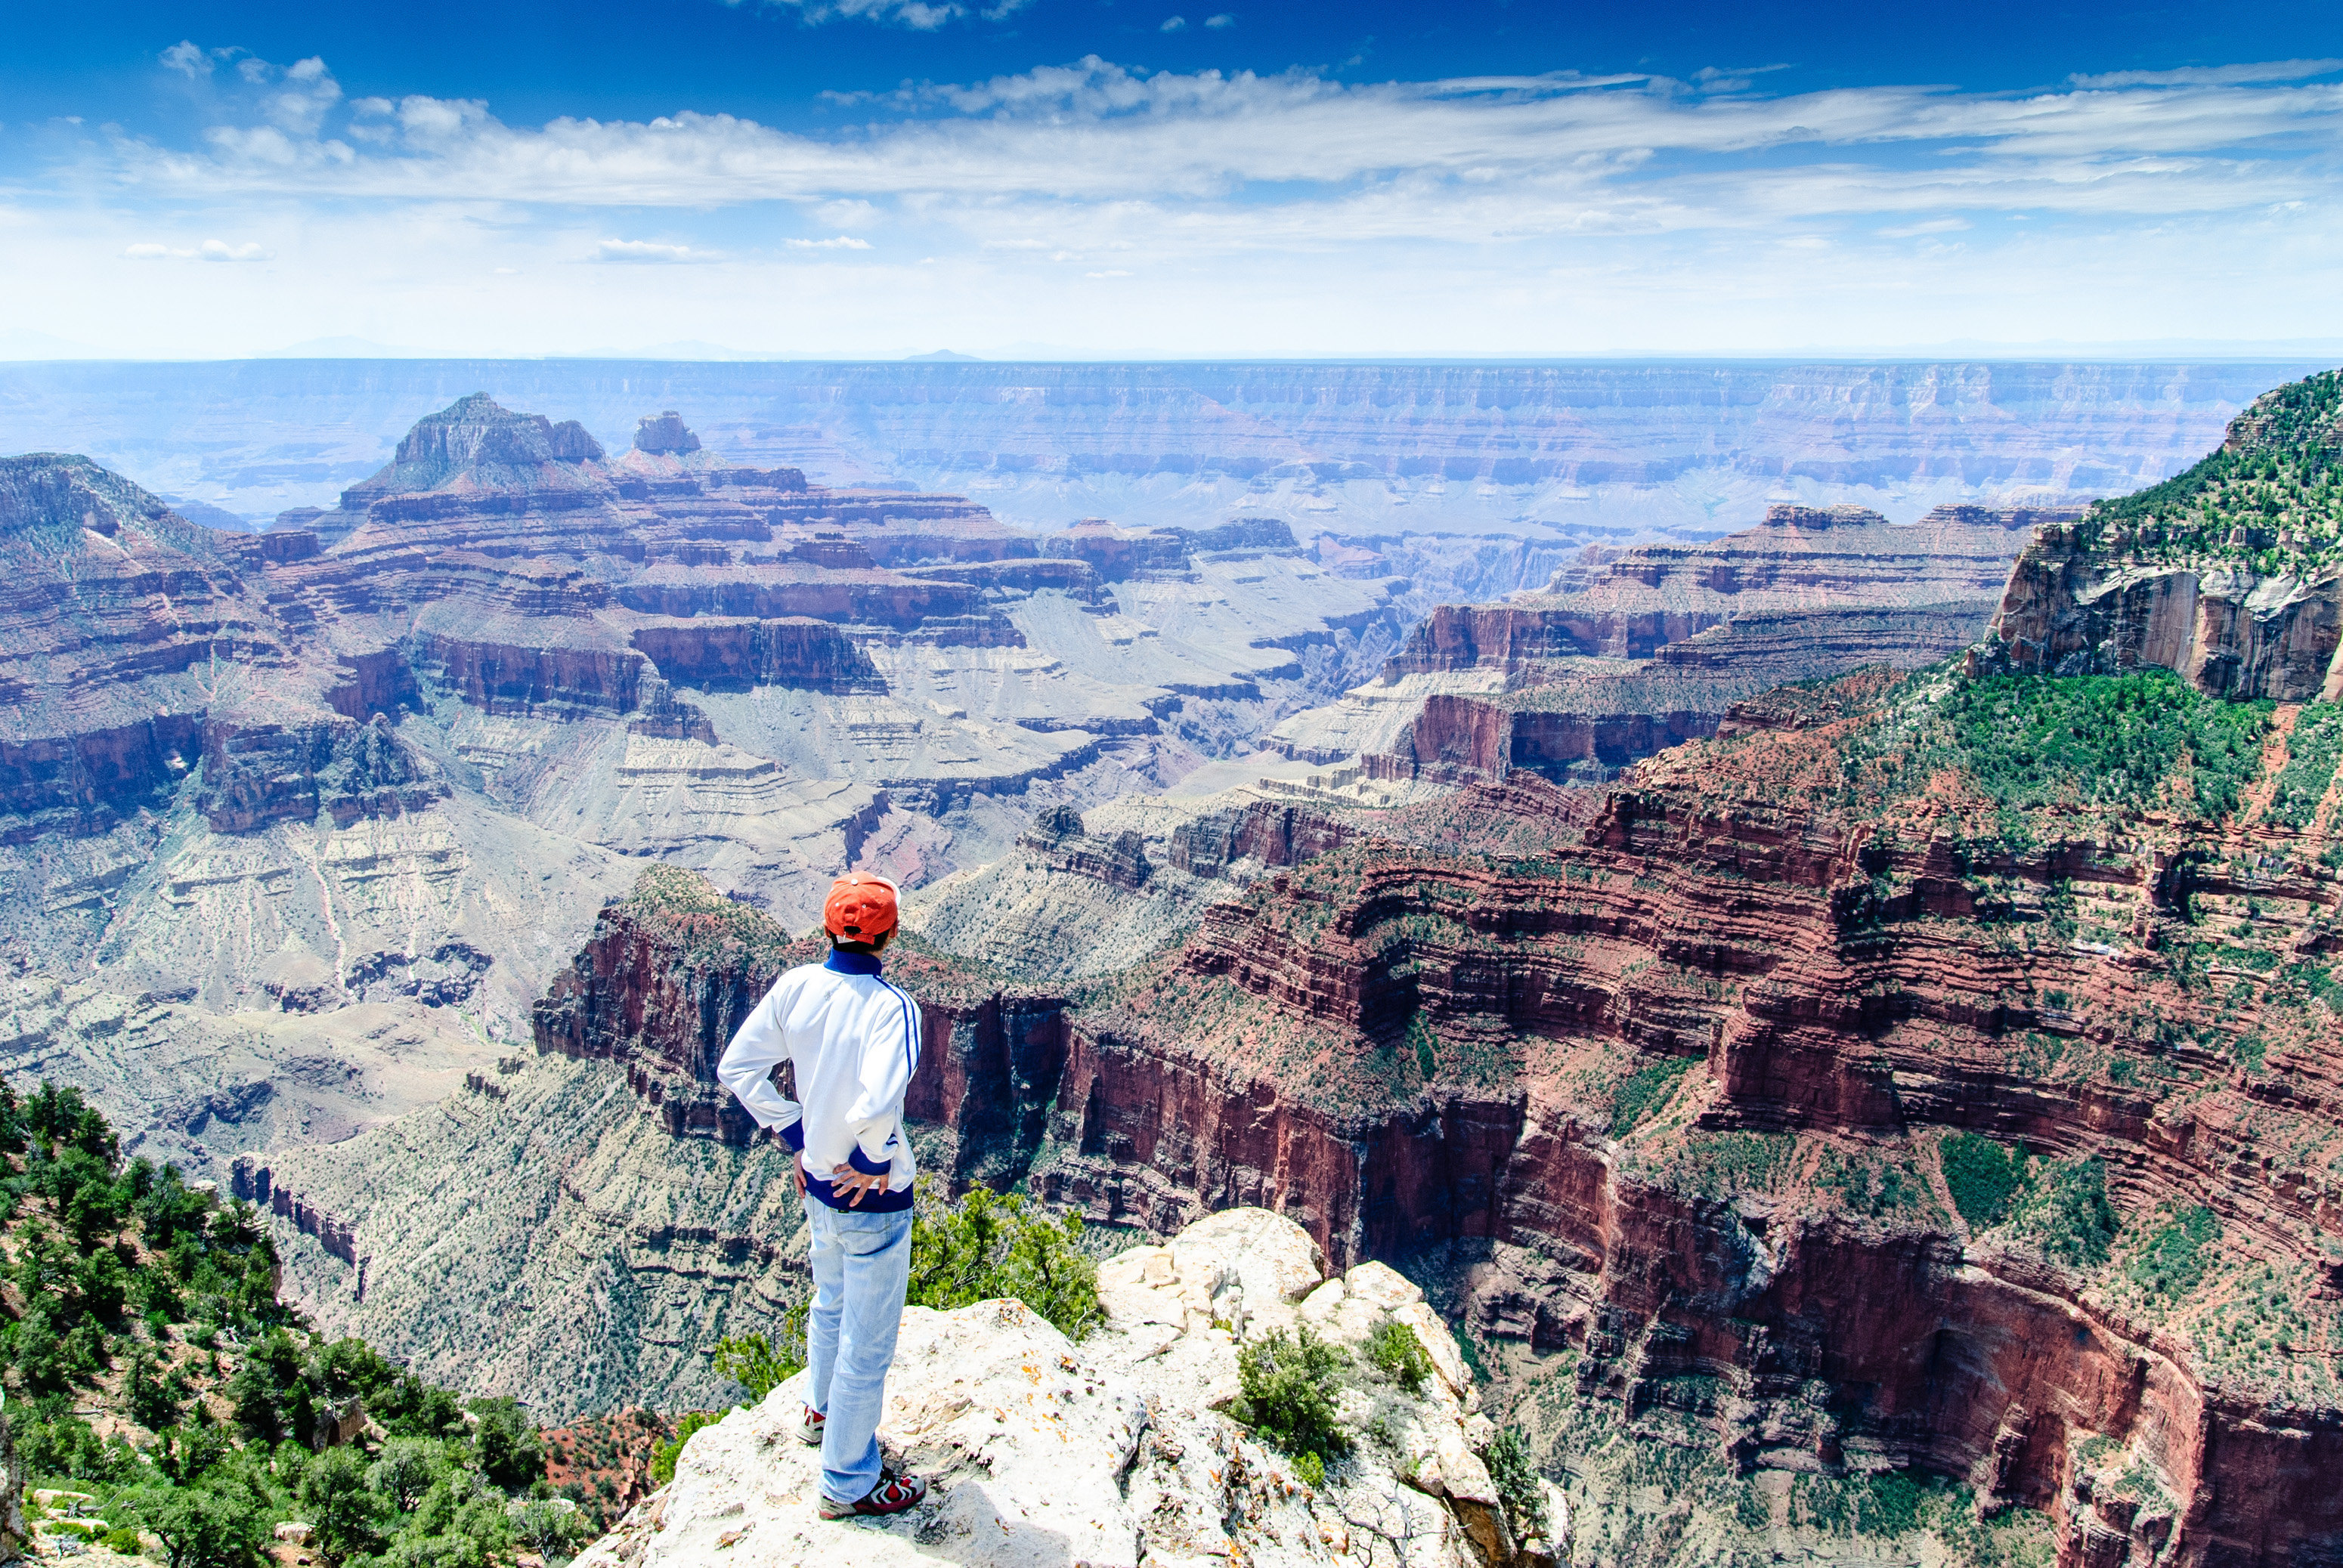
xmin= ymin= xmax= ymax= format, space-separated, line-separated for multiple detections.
xmin=577 ymin=1208 xmax=1556 ymax=1568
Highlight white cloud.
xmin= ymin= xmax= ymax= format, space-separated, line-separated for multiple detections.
xmin=2068 ymin=60 xmax=2343 ymax=89
xmin=159 ymin=41 xmax=214 ymax=78
xmin=1206 ymin=14 xmax=1233 ymax=28
xmin=1878 ymin=217 xmax=1970 ymax=237
xmin=594 ymin=239 xmax=723 ymax=263
xmin=22 ymin=46 xmax=2343 ymax=357
xmin=727 ymin=0 xmax=1035 ymax=27
xmin=1162 ymin=16 xmax=1187 ymax=32
xmin=1085 ymin=268 xmax=1131 ymax=277
xmin=123 ymin=240 xmax=269 ymax=261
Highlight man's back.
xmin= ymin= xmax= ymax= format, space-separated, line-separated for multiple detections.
xmin=717 ymin=947 xmax=921 ymax=1211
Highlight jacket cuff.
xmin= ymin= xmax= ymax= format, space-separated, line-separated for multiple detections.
xmin=776 ymin=1119 xmax=806 ymax=1152
xmin=846 ymin=1141 xmax=891 ymax=1176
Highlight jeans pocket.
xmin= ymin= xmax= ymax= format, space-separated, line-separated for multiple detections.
xmin=827 ymin=1208 xmax=908 ymax=1254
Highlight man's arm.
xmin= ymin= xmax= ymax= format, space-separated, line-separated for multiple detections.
xmin=716 ymin=979 xmax=804 ymax=1156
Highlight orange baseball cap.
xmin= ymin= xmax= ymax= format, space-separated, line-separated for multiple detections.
xmin=824 ymin=872 xmax=899 ymax=942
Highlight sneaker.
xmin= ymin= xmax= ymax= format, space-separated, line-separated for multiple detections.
xmin=798 ymin=1406 xmax=825 ymax=1447
xmin=816 ymin=1472 xmax=927 ymax=1520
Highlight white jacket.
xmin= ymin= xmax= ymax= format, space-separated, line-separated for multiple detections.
xmin=716 ymin=951 xmax=921 ymax=1211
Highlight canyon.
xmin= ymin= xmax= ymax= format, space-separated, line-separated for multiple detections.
xmin=6 ymin=365 xmax=2342 ymax=1567
xmin=0 ymin=358 xmax=2311 ymax=536
xmin=1277 ymin=501 xmax=2072 ymax=785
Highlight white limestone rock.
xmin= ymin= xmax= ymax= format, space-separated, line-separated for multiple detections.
xmin=577 ymin=1208 xmax=1515 ymax=1568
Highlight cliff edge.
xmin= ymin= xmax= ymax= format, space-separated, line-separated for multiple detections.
xmin=1984 ymin=368 xmax=2343 ymax=697
xmin=575 ymin=1208 xmax=1556 ymax=1568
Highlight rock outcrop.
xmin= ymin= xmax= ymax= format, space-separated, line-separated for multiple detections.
xmin=1983 ymin=369 xmax=2343 ymax=698
xmin=577 ymin=1208 xmax=1547 ymax=1568
xmin=1286 ymin=502 xmax=2072 ymax=784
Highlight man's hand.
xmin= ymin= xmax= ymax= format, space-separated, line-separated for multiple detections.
xmin=829 ymin=1163 xmax=890 ymax=1208
xmin=794 ymin=1155 xmax=806 ymax=1196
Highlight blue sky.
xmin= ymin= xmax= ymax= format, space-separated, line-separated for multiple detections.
xmin=5 ymin=0 xmax=2342 ymax=357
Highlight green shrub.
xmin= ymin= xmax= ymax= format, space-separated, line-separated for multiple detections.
xmin=1484 ymin=1426 xmax=1549 ymax=1542
xmin=2013 ymin=1158 xmax=2119 ymax=1270
xmin=1854 ymin=1471 xmax=1927 ymax=1537
xmin=907 ymin=1186 xmax=1102 ymax=1341
xmin=1610 ymin=1056 xmax=1698 ymax=1137
xmin=1230 ymin=1325 xmax=1350 ymax=1464
xmin=466 ymin=1396 xmax=543 ymax=1494
xmin=2127 ymin=1206 xmax=2220 ymax=1300
xmin=1364 ymin=1319 xmax=1431 ymax=1393
xmin=1939 ymin=1132 xmax=2026 ymax=1230
xmin=711 ymin=1315 xmax=806 ymax=1403
xmin=1292 ymin=1450 xmax=1325 ymax=1488
xmin=649 ymin=1411 xmax=726 ymax=1486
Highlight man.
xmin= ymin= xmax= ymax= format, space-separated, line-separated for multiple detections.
xmin=716 ymin=871 xmax=929 ymax=1520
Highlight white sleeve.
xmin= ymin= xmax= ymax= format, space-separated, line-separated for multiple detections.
xmin=717 ymin=978 xmax=803 ymax=1147
xmin=842 ymin=987 xmax=921 ymax=1173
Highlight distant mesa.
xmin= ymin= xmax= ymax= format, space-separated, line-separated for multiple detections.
xmin=905 ymin=349 xmax=981 ymax=362
xmin=633 ymin=411 xmax=701 ymax=456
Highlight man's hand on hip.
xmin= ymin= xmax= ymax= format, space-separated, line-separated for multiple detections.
xmin=829 ymin=1163 xmax=890 ymax=1207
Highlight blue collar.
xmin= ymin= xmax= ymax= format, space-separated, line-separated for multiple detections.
xmin=823 ymin=948 xmax=884 ymax=976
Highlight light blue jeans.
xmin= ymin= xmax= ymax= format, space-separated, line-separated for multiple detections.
xmin=803 ymin=1199 xmax=915 ymax=1504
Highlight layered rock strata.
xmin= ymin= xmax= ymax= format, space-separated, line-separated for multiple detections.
xmin=1284 ymin=503 xmax=2072 ymax=784
xmin=531 ymin=675 xmax=2343 ymax=1566
xmin=1983 ymin=371 xmax=2343 ymax=698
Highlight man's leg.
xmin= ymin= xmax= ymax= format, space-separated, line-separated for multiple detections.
xmin=817 ymin=1207 xmax=914 ymax=1505
xmin=803 ymin=1200 xmax=846 ymax=1421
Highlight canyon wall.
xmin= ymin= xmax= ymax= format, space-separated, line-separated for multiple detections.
xmin=0 ymin=359 xmax=2311 ymax=530
xmin=1985 ymin=370 xmax=2343 ymax=700
xmin=515 ymin=667 xmax=2343 ymax=1566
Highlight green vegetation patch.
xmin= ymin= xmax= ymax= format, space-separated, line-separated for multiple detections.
xmin=2092 ymin=371 xmax=2343 ymax=554
xmin=2127 ymin=1205 xmax=2221 ymax=1301
xmin=1817 ymin=1147 xmax=1931 ymax=1220
xmin=2267 ymin=702 xmax=2343 ymax=828
xmin=1230 ymin=1324 xmax=1351 ymax=1467
xmin=1610 ymin=1055 xmax=1698 ymax=1137
xmin=1363 ymin=1318 xmax=1431 ymax=1394
xmin=2008 ymin=1158 xmax=2120 ymax=1270
xmin=1844 ymin=672 xmax=2272 ymax=831
xmin=905 ymin=1185 xmax=1101 ymax=1340
xmin=1483 ymin=1426 xmax=1551 ymax=1544
xmin=0 ymin=1078 xmax=596 ymax=1568
xmin=1939 ymin=1131 xmax=2027 ymax=1230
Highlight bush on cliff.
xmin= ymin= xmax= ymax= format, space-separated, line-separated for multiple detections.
xmin=907 ymin=1186 xmax=1102 ymax=1341
xmin=1364 ymin=1318 xmax=1430 ymax=1393
xmin=1482 ymin=1426 xmax=1550 ymax=1544
xmin=1939 ymin=1132 xmax=2027 ymax=1231
xmin=1230 ymin=1324 xmax=1351 ymax=1468
xmin=0 ymin=1077 xmax=563 ymax=1568
xmin=2127 ymin=1205 xmax=2221 ymax=1301
xmin=2009 ymin=1157 xmax=2119 ymax=1270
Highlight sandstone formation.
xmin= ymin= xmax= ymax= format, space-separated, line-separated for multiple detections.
xmin=577 ymin=1209 xmax=1545 ymax=1568
xmin=1983 ymin=371 xmax=2343 ymax=700
xmin=1279 ymin=502 xmax=2072 ymax=784
xmin=0 ymin=394 xmax=1408 ymax=1174
xmin=480 ymin=662 xmax=2343 ymax=1566
xmin=6 ymin=357 xmax=2301 ymax=534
